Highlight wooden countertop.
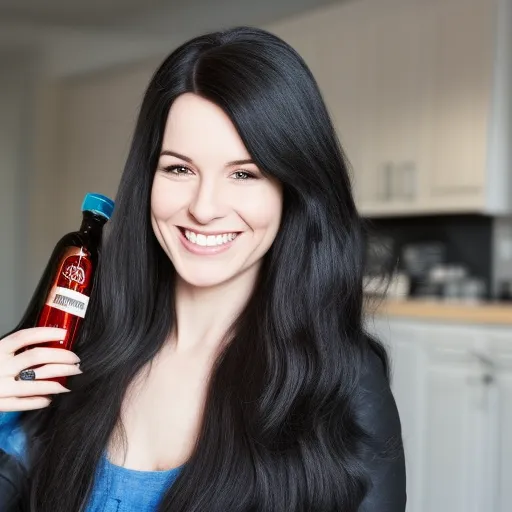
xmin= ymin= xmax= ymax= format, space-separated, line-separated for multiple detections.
xmin=367 ymin=297 xmax=512 ymax=325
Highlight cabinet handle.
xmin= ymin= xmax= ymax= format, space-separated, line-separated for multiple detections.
xmin=379 ymin=162 xmax=393 ymax=201
xmin=399 ymin=161 xmax=416 ymax=200
xmin=468 ymin=373 xmax=495 ymax=386
xmin=468 ymin=351 xmax=496 ymax=411
xmin=470 ymin=351 xmax=495 ymax=370
xmin=468 ymin=351 xmax=496 ymax=384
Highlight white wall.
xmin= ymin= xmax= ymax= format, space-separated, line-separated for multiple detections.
xmin=0 ymin=54 xmax=34 ymax=333
xmin=49 ymin=61 xmax=160 ymax=237
xmin=29 ymin=0 xmax=352 ymax=245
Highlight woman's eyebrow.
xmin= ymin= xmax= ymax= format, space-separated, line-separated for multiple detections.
xmin=227 ymin=158 xmax=255 ymax=166
xmin=160 ymin=150 xmax=193 ymax=163
xmin=160 ymin=150 xmax=255 ymax=167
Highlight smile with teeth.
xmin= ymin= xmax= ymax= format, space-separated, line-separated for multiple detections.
xmin=183 ymin=229 xmax=239 ymax=247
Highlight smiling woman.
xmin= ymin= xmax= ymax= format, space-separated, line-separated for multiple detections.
xmin=0 ymin=26 xmax=405 ymax=512
xmin=151 ymin=93 xmax=283 ymax=288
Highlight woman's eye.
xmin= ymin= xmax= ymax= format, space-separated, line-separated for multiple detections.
xmin=232 ymin=170 xmax=255 ymax=180
xmin=163 ymin=165 xmax=192 ymax=175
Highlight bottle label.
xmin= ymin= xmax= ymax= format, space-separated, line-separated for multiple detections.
xmin=45 ymin=286 xmax=90 ymax=318
xmin=44 ymin=246 xmax=93 ymax=319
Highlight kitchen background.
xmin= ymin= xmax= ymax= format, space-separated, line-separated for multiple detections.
xmin=1 ymin=0 xmax=511 ymax=511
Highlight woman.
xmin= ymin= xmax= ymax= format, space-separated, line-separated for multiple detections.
xmin=0 ymin=26 xmax=406 ymax=511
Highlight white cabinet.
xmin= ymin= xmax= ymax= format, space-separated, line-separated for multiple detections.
xmin=269 ymin=0 xmax=512 ymax=216
xmin=360 ymin=0 xmax=511 ymax=216
xmin=422 ymin=335 xmax=491 ymax=512
xmin=422 ymin=0 xmax=495 ymax=212
xmin=368 ymin=317 xmax=512 ymax=512
xmin=488 ymin=335 xmax=512 ymax=512
xmin=495 ymin=370 xmax=512 ymax=512
xmin=372 ymin=318 xmax=426 ymax=512
xmin=358 ymin=3 xmax=432 ymax=213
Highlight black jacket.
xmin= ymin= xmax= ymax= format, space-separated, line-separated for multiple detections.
xmin=0 ymin=349 xmax=406 ymax=511
xmin=0 ymin=448 xmax=29 ymax=511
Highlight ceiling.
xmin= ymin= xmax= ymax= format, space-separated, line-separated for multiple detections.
xmin=0 ymin=0 xmax=343 ymax=34
xmin=0 ymin=0 xmax=165 ymax=28
xmin=0 ymin=0 xmax=350 ymax=76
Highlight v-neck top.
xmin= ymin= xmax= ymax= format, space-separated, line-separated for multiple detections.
xmin=0 ymin=412 xmax=185 ymax=511
xmin=85 ymin=454 xmax=185 ymax=511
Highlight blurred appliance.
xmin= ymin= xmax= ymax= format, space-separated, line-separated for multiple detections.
xmin=401 ymin=241 xmax=446 ymax=297
xmin=363 ymin=235 xmax=410 ymax=298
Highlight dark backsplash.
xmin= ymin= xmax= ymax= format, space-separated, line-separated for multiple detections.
xmin=364 ymin=214 xmax=493 ymax=295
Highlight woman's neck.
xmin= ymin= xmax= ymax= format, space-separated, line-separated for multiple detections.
xmin=171 ymin=265 xmax=259 ymax=356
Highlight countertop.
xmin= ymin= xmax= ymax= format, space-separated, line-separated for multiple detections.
xmin=368 ymin=297 xmax=512 ymax=326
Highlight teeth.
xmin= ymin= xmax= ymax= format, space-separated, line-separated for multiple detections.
xmin=184 ymin=230 xmax=238 ymax=247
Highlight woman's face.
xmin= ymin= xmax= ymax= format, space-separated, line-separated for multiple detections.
xmin=151 ymin=93 xmax=283 ymax=289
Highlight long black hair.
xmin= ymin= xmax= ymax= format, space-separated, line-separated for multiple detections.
xmin=23 ymin=26 xmax=389 ymax=511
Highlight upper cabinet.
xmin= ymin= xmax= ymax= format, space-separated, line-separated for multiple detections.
xmin=360 ymin=3 xmax=433 ymax=213
xmin=268 ymin=0 xmax=512 ymax=216
xmin=420 ymin=0 xmax=499 ymax=214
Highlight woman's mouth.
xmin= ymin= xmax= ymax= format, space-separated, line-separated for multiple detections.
xmin=177 ymin=227 xmax=241 ymax=255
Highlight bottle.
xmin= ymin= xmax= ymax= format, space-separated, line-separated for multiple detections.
xmin=14 ymin=193 xmax=114 ymax=384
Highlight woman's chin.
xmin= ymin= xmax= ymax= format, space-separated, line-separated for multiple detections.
xmin=175 ymin=269 xmax=235 ymax=290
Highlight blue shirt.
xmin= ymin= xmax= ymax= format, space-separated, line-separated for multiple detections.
xmin=0 ymin=412 xmax=184 ymax=511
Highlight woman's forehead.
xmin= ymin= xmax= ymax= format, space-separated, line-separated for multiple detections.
xmin=161 ymin=93 xmax=252 ymax=165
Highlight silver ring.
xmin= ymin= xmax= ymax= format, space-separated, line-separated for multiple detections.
xmin=15 ymin=369 xmax=36 ymax=381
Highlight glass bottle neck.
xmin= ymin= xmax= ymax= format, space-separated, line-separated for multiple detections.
xmin=80 ymin=211 xmax=108 ymax=235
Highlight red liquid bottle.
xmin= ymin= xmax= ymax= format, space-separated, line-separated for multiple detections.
xmin=16 ymin=193 xmax=114 ymax=385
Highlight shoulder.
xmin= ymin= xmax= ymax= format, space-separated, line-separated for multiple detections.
xmin=353 ymin=345 xmax=407 ymax=512
xmin=355 ymin=347 xmax=400 ymax=438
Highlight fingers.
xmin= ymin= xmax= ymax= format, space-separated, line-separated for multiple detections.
xmin=0 ymin=396 xmax=52 ymax=412
xmin=25 ymin=363 xmax=82 ymax=380
xmin=7 ymin=348 xmax=80 ymax=377
xmin=0 ymin=328 xmax=83 ymax=414
xmin=0 ymin=328 xmax=68 ymax=355
xmin=0 ymin=378 xmax=71 ymax=398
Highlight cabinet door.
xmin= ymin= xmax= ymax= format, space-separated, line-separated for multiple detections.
xmin=422 ymin=326 xmax=494 ymax=512
xmin=371 ymin=318 xmax=425 ymax=512
xmin=495 ymin=369 xmax=512 ymax=512
xmin=424 ymin=0 xmax=494 ymax=207
xmin=370 ymin=318 xmax=495 ymax=512
xmin=359 ymin=4 xmax=432 ymax=215
xmin=488 ymin=335 xmax=512 ymax=512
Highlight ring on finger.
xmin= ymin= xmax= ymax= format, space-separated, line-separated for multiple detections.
xmin=15 ymin=369 xmax=37 ymax=381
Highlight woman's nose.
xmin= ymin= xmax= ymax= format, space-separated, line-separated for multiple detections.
xmin=187 ymin=178 xmax=228 ymax=224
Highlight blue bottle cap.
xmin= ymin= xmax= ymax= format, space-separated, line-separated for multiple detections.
xmin=81 ymin=193 xmax=115 ymax=220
